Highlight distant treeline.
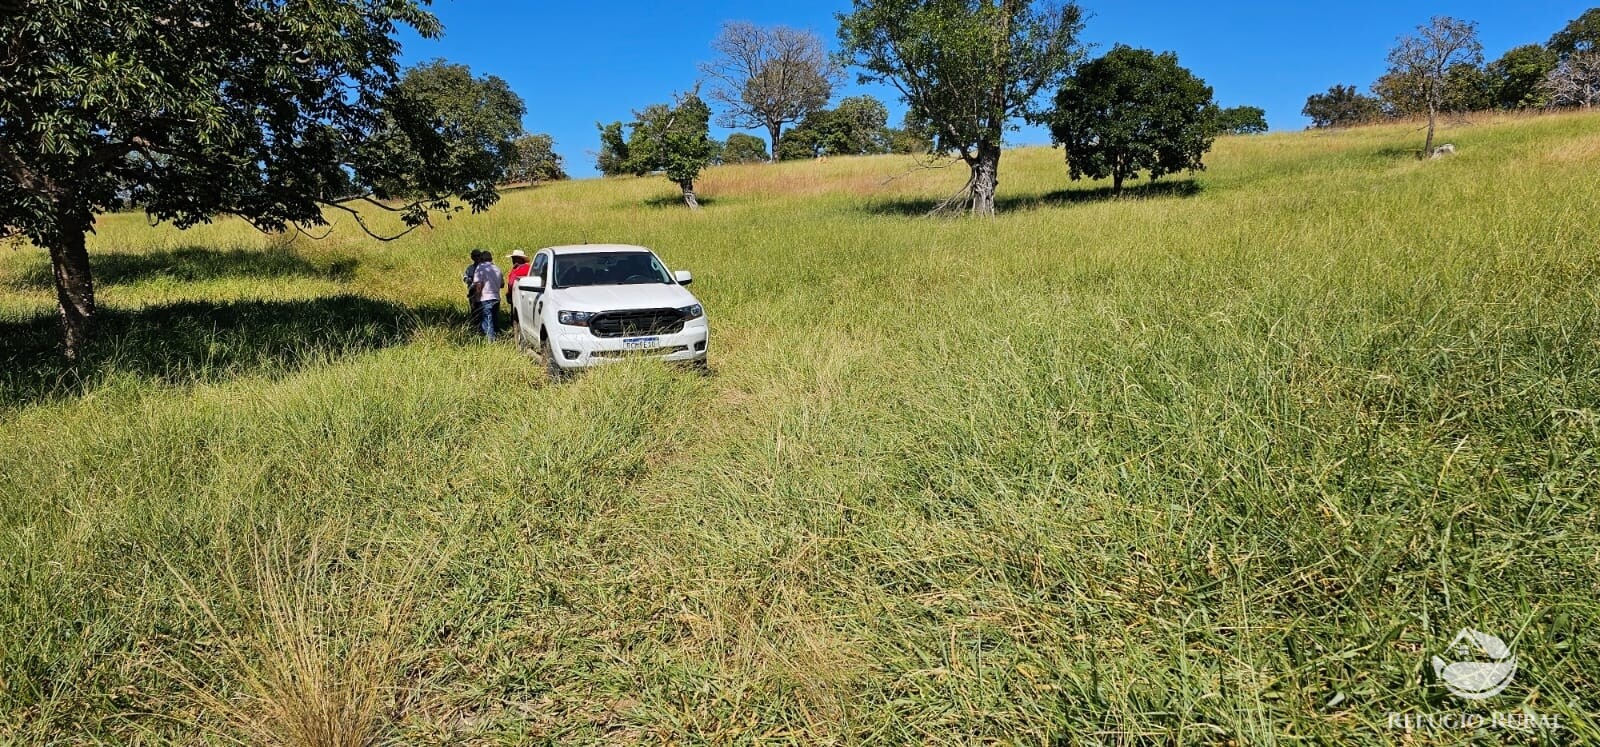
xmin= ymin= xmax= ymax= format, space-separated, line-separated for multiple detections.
xmin=1305 ymin=8 xmax=1600 ymax=128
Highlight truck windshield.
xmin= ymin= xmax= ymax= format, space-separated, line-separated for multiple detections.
xmin=552 ymin=252 xmax=673 ymax=289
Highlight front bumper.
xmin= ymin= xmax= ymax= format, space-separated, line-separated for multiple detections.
xmin=550 ymin=322 xmax=708 ymax=370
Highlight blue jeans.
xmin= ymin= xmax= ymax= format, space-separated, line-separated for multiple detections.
xmin=476 ymin=300 xmax=500 ymax=341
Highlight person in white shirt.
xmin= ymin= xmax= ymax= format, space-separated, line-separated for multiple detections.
xmin=468 ymin=250 xmax=504 ymax=341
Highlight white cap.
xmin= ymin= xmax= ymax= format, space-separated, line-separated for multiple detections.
xmin=508 ymin=249 xmax=527 ymax=259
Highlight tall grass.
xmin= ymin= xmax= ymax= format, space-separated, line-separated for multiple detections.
xmin=2 ymin=111 xmax=1598 ymax=744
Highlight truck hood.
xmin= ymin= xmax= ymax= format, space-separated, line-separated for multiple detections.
xmin=550 ymin=283 xmax=699 ymax=312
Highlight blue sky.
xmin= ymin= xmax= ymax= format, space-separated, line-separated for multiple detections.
xmin=397 ymin=1 xmax=1594 ymax=177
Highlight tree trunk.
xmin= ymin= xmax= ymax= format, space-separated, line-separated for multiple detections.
xmin=969 ymin=143 xmax=1000 ymax=217
xmin=767 ymin=123 xmax=782 ymax=163
xmin=47 ymin=211 xmax=96 ymax=361
xmin=1112 ymin=172 xmax=1125 ymax=197
xmin=1423 ymin=103 xmax=1437 ymax=158
xmin=679 ymin=179 xmax=700 ymax=210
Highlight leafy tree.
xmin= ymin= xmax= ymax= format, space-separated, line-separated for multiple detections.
xmin=777 ymin=95 xmax=895 ymax=160
xmin=0 ymin=0 xmax=506 ymax=359
xmin=595 ymin=121 xmax=631 ymax=176
xmin=1376 ymin=62 xmax=1493 ymax=116
xmin=1303 ymin=84 xmax=1384 ymax=128
xmin=825 ymin=95 xmax=894 ymax=155
xmin=1046 ymin=46 xmax=1219 ymax=196
xmin=1372 ymin=70 xmax=1427 ymax=116
xmin=701 ymin=22 xmax=843 ymax=160
xmin=1549 ymin=8 xmax=1600 ymax=57
xmin=721 ymin=133 xmax=771 ymax=164
xmin=777 ymin=126 xmax=826 ymax=161
xmin=1385 ymin=16 xmax=1483 ymax=155
xmin=1488 ymin=44 xmax=1558 ymax=109
xmin=505 ymin=134 xmax=567 ymax=184
xmin=606 ymin=93 xmax=716 ymax=209
xmin=379 ymin=59 xmax=526 ymax=197
xmin=838 ymin=0 xmax=1087 ymax=216
xmin=887 ymin=112 xmax=936 ymax=154
xmin=1215 ymin=106 xmax=1268 ymax=135
xmin=1443 ymin=63 xmax=1495 ymax=112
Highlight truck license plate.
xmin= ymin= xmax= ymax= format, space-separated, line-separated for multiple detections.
xmin=623 ymin=336 xmax=661 ymax=350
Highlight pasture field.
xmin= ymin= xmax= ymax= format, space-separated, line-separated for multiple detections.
xmin=2 ymin=112 xmax=1599 ymax=744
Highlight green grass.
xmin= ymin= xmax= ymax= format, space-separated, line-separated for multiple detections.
xmin=3 ymin=111 xmax=1599 ymax=744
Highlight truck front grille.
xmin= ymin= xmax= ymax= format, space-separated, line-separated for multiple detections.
xmin=589 ymin=308 xmax=685 ymax=338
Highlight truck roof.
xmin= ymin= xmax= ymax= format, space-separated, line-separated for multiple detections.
xmin=544 ymin=244 xmax=651 ymax=255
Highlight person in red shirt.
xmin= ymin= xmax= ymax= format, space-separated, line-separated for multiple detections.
xmin=504 ymin=249 xmax=532 ymax=321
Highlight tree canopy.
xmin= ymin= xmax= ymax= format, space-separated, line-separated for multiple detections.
xmin=1549 ymin=8 xmax=1600 ymax=56
xmin=838 ymin=0 xmax=1086 ymax=216
xmin=378 ymin=59 xmax=526 ymax=199
xmin=720 ymin=133 xmax=771 ymax=164
xmin=0 ymin=0 xmax=513 ymax=358
xmin=778 ymin=95 xmax=894 ymax=160
xmin=597 ymin=92 xmax=716 ymax=208
xmin=505 ymin=134 xmax=568 ymax=183
xmin=1488 ymin=45 xmax=1558 ymax=109
xmin=1215 ymin=106 xmax=1268 ymax=135
xmin=1302 ymin=85 xmax=1383 ymax=128
xmin=1046 ymin=46 xmax=1219 ymax=196
xmin=701 ymin=22 xmax=842 ymax=160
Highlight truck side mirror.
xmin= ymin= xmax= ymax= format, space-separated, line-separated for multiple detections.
xmin=674 ymin=270 xmax=693 ymax=286
xmin=518 ymin=277 xmax=544 ymax=292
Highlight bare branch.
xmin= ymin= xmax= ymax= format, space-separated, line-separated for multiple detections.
xmin=700 ymin=22 xmax=840 ymax=151
xmin=314 ymin=199 xmax=426 ymax=242
xmin=292 ymin=222 xmax=335 ymax=241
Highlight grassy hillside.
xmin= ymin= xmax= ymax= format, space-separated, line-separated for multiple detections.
xmin=3 ymin=112 xmax=1598 ymax=744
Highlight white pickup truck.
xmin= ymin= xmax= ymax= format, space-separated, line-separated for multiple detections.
xmin=512 ymin=244 xmax=709 ymax=378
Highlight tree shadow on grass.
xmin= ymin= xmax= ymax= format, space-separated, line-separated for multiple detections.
xmin=0 ymin=295 xmax=464 ymax=410
xmin=1374 ymin=145 xmax=1428 ymax=161
xmin=639 ymin=194 xmax=720 ymax=209
xmin=862 ymin=179 xmax=1203 ymax=216
xmin=7 ymin=245 xmax=358 ymax=290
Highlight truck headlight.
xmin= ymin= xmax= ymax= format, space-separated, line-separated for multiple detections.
xmin=677 ymin=304 xmax=704 ymax=320
xmin=558 ymin=310 xmax=594 ymax=327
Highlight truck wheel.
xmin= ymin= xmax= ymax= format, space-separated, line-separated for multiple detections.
xmin=540 ymin=333 xmax=566 ymax=382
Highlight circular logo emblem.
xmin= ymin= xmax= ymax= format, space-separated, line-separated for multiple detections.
xmin=1431 ymin=629 xmax=1517 ymax=701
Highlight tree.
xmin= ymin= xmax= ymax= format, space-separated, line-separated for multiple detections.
xmin=777 ymin=126 xmax=826 ymax=161
xmin=701 ymin=22 xmax=843 ymax=160
xmin=603 ymin=92 xmax=716 ymax=208
xmin=838 ymin=0 xmax=1087 ymax=216
xmin=1549 ymin=8 xmax=1600 ymax=57
xmin=1372 ymin=70 xmax=1427 ymax=117
xmin=0 ymin=0 xmax=508 ymax=359
xmin=1544 ymin=52 xmax=1600 ymax=108
xmin=595 ymin=121 xmax=631 ymax=176
xmin=1385 ymin=16 xmax=1483 ymax=156
xmin=824 ymin=95 xmax=894 ymax=155
xmin=1376 ymin=62 xmax=1493 ymax=117
xmin=1488 ymin=44 xmax=1558 ymax=109
xmin=887 ymin=112 xmax=936 ymax=154
xmin=505 ymin=134 xmax=567 ymax=184
xmin=1046 ymin=46 xmax=1219 ymax=196
xmin=1215 ymin=106 xmax=1268 ymax=135
xmin=1303 ymin=84 xmax=1384 ymax=128
xmin=721 ymin=133 xmax=771 ymax=164
xmin=776 ymin=95 xmax=895 ymax=160
xmin=378 ymin=60 xmax=526 ymax=197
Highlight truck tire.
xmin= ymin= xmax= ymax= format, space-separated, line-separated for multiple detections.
xmin=540 ymin=332 xmax=566 ymax=382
